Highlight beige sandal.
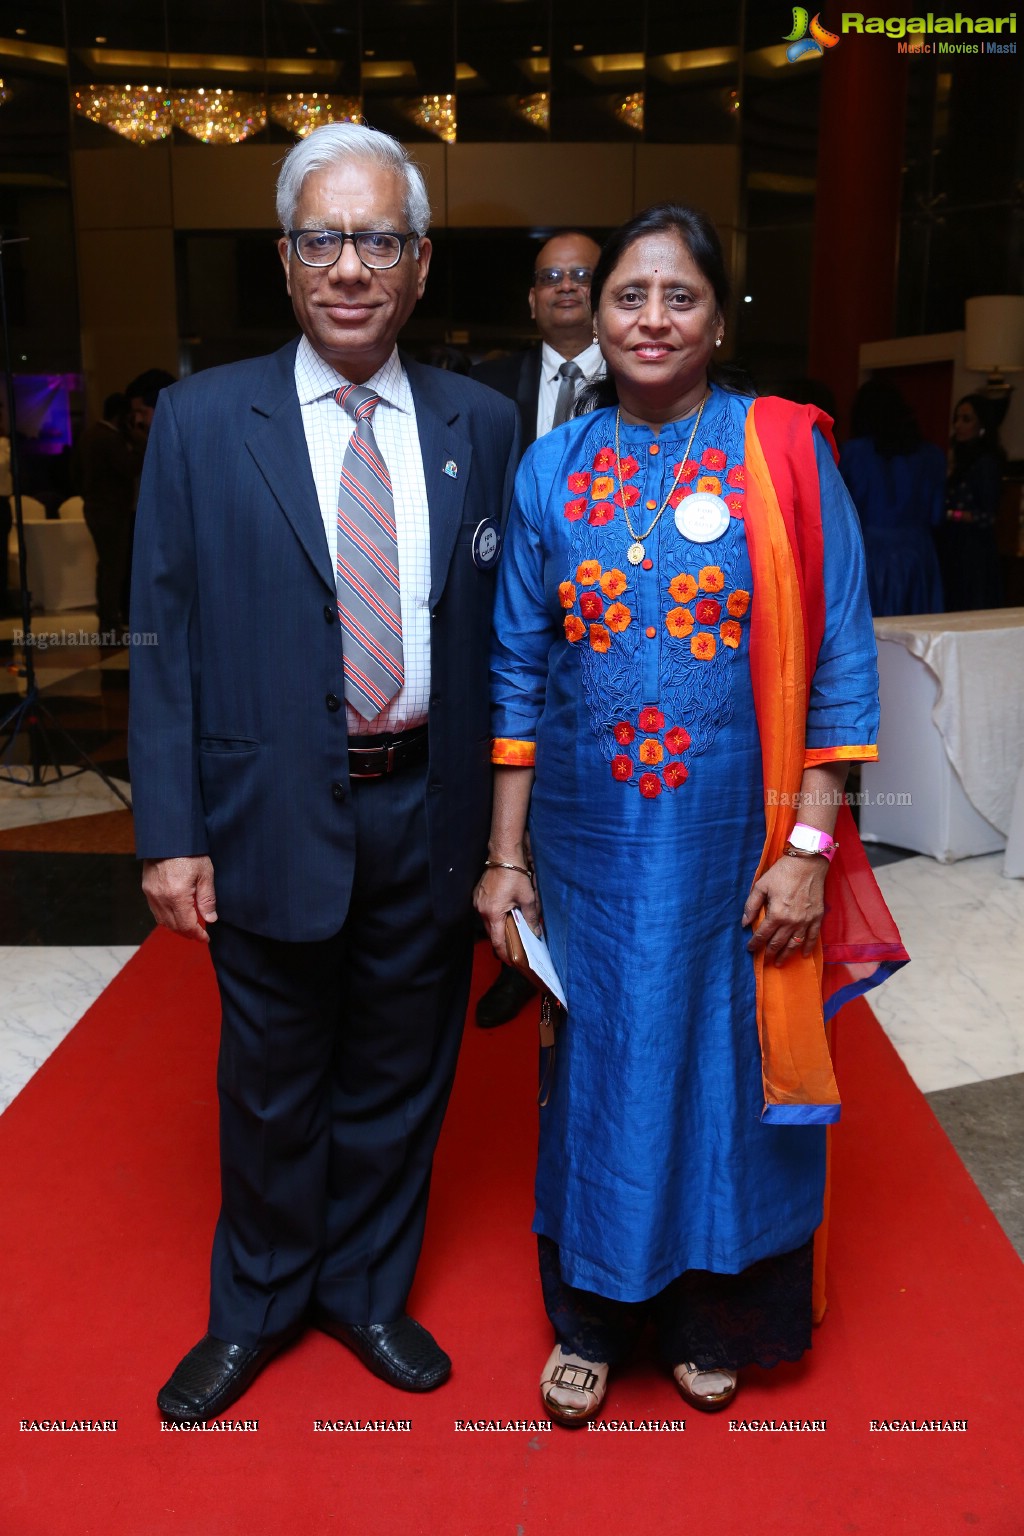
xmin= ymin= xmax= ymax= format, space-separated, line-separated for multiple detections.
xmin=673 ymin=1361 xmax=738 ymax=1413
xmin=540 ymin=1345 xmax=609 ymax=1428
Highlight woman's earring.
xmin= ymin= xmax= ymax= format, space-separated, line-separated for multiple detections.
xmin=715 ymin=337 xmax=723 ymax=348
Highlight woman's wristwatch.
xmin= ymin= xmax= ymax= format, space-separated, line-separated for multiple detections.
xmin=784 ymin=822 xmax=839 ymax=863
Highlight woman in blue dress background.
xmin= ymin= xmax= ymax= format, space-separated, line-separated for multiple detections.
xmin=474 ymin=206 xmax=884 ymax=1425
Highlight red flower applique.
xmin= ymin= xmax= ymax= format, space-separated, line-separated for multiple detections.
xmin=588 ymin=504 xmax=615 ymax=526
xmin=701 ymin=447 xmax=727 ymax=471
xmin=674 ymin=459 xmax=699 ymax=483
xmin=664 ymin=762 xmax=689 ymax=789
xmin=613 ymin=484 xmax=641 ymax=509
xmin=567 ymin=471 xmax=591 ymax=494
xmin=667 ymin=487 xmax=692 ymax=508
xmin=613 ymin=721 xmax=636 ymax=746
xmin=579 ymin=591 xmax=604 ymax=620
xmin=664 ymin=725 xmax=692 ymax=755
xmin=725 ymin=493 xmax=745 ymax=516
xmin=564 ymin=498 xmax=587 ymax=521
xmin=726 ymin=464 xmax=746 ymax=488
xmin=611 ymin=755 xmax=634 ymax=782
xmin=593 ymin=447 xmax=616 ymax=471
xmin=695 ymin=598 xmax=722 ymax=625
xmin=638 ymin=773 xmax=662 ymax=799
xmin=616 ymin=454 xmax=639 ymax=479
xmin=638 ymin=706 xmax=665 ymax=732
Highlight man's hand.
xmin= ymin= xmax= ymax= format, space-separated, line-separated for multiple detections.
xmin=142 ymin=856 xmax=218 ymax=944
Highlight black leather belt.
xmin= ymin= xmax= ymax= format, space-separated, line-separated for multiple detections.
xmin=347 ymin=725 xmax=428 ymax=780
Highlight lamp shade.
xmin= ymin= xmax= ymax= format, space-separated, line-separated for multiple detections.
xmin=965 ymin=295 xmax=1024 ymax=375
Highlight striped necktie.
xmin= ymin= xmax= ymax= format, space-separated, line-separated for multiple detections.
xmin=334 ymin=383 xmax=404 ymax=720
xmin=551 ymin=359 xmax=583 ymax=428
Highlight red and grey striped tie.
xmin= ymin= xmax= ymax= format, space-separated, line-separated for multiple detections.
xmin=334 ymin=384 xmax=404 ymax=719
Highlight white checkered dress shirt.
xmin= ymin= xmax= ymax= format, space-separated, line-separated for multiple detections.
xmin=294 ymin=337 xmax=431 ymax=736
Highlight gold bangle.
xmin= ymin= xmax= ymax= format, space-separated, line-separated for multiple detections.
xmin=483 ymin=858 xmax=533 ymax=879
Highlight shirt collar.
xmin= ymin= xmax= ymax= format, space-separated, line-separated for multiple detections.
xmin=540 ymin=338 xmax=605 ymax=385
xmin=294 ymin=336 xmax=412 ymax=414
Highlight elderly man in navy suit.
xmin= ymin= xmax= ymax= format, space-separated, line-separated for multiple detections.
xmin=129 ymin=123 xmax=518 ymax=1422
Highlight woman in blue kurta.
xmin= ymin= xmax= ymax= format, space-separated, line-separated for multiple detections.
xmin=474 ymin=206 xmax=883 ymax=1425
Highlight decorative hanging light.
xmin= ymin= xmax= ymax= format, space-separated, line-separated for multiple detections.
xmin=405 ymin=93 xmax=456 ymax=144
xmin=172 ymin=88 xmax=266 ymax=144
xmin=269 ymin=93 xmax=362 ymax=137
xmin=74 ymin=85 xmax=173 ymax=143
xmin=615 ymin=90 xmax=644 ymax=132
xmin=516 ymin=92 xmax=549 ymax=131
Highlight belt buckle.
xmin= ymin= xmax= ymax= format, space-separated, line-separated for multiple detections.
xmin=385 ymin=742 xmax=397 ymax=775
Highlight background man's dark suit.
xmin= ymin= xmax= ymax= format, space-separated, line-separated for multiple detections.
xmin=472 ymin=347 xmax=542 ymax=452
xmin=129 ymin=339 xmax=518 ymax=1343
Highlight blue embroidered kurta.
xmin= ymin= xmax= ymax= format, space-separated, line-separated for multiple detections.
xmin=490 ymin=387 xmax=879 ymax=1303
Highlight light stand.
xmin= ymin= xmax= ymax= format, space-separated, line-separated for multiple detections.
xmin=0 ymin=232 xmax=131 ymax=808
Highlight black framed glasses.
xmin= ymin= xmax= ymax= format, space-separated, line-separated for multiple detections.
xmin=533 ymin=265 xmax=594 ymax=289
xmin=288 ymin=229 xmax=418 ymax=271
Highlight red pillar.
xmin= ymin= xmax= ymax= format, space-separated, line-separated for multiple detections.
xmin=807 ymin=34 xmax=909 ymax=437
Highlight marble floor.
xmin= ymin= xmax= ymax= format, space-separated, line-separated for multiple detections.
xmin=1 ymin=618 xmax=1022 ymax=1259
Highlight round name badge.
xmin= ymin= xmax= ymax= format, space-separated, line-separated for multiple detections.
xmin=471 ymin=518 xmax=502 ymax=570
xmin=674 ymin=491 xmax=731 ymax=544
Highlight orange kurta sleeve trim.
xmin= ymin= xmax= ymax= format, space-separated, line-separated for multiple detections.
xmin=491 ymin=738 xmax=536 ymax=767
xmin=803 ymin=744 xmax=879 ymax=767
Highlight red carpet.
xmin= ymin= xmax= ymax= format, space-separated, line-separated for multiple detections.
xmin=1 ymin=929 xmax=1021 ymax=1535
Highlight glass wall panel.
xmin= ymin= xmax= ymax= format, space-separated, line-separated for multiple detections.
xmin=455 ymin=0 xmax=551 ymax=143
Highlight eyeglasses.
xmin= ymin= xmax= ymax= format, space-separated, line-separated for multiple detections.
xmin=288 ymin=228 xmax=418 ymax=270
xmin=533 ymin=266 xmax=594 ymax=289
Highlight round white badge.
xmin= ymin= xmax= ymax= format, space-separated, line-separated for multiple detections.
xmin=471 ymin=518 xmax=502 ymax=570
xmin=674 ymin=492 xmax=731 ymax=544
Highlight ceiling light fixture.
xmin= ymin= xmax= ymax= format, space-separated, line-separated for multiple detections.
xmin=269 ymin=92 xmax=361 ymax=137
xmin=405 ymin=92 xmax=456 ymax=143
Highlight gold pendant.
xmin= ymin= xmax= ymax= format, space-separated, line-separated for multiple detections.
xmin=627 ymin=541 xmax=645 ymax=565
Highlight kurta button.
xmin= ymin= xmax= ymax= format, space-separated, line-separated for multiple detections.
xmin=645 ymin=625 xmax=656 ymax=639
xmin=331 ymin=781 xmax=346 ymax=801
xmin=324 ymin=604 xmax=335 ymax=623
xmin=642 ymin=558 xmax=654 ymax=570
xmin=646 ymin=499 xmax=657 ymax=511
xmin=326 ymin=693 xmax=340 ymax=712
xmin=649 ymin=443 xmax=659 ymax=455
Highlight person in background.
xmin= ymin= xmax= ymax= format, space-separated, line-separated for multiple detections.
xmin=471 ymin=230 xmax=605 ymax=1028
xmin=129 ymin=122 xmax=518 ymax=1424
xmin=838 ymin=378 xmax=945 ymax=616
xmin=475 ymin=203 xmax=905 ymax=1426
xmin=940 ymin=393 xmax=1006 ymax=611
xmin=78 ymin=392 xmax=135 ymax=637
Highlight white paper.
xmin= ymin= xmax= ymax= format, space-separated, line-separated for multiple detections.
xmin=511 ymin=908 xmax=567 ymax=1008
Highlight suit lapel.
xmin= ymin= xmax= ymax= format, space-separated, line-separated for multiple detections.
xmin=517 ymin=347 xmax=541 ymax=449
xmin=405 ymin=358 xmax=473 ymax=607
xmin=245 ymin=341 xmax=335 ymax=595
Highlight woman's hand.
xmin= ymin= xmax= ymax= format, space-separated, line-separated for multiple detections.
xmin=473 ymin=863 xmax=541 ymax=963
xmin=742 ymin=855 xmax=827 ymax=966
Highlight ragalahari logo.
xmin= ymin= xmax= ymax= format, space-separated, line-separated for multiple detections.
xmin=783 ymin=8 xmax=842 ymax=61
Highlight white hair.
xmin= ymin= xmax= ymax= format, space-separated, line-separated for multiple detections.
xmin=275 ymin=122 xmax=431 ymax=236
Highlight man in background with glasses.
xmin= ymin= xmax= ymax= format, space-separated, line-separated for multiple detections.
xmin=471 ymin=230 xmax=604 ymax=1028
xmin=129 ymin=122 xmax=519 ymax=1423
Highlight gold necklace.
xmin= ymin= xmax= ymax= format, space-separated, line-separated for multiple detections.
xmin=614 ymin=391 xmax=709 ymax=565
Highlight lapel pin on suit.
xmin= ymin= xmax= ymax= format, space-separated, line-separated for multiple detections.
xmin=444 ymin=459 xmax=458 ymax=479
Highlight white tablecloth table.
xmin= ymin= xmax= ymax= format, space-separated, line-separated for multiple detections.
xmin=21 ymin=519 xmax=97 ymax=613
xmin=860 ymin=609 xmax=1024 ymax=876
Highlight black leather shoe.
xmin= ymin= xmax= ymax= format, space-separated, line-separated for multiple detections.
xmin=157 ymin=1332 xmax=294 ymax=1422
xmin=475 ymin=963 xmax=537 ymax=1028
xmin=316 ymin=1313 xmax=451 ymax=1392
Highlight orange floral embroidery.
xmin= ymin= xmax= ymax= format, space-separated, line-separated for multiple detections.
xmin=605 ymin=602 xmax=632 ymax=633
xmin=668 ymin=573 xmax=698 ymax=603
xmin=727 ymin=589 xmax=750 ymax=617
xmin=564 ymin=615 xmax=586 ymax=643
xmin=699 ymin=565 xmax=725 ymax=593
xmin=576 ymin=560 xmax=601 ymax=586
xmin=720 ymin=620 xmax=742 ymax=649
xmin=558 ymin=581 xmax=577 ymax=609
xmin=591 ymin=475 xmax=615 ymax=501
xmin=600 ymin=568 xmax=628 ymax=598
xmin=589 ymin=623 xmax=611 ymax=653
xmin=666 ymin=606 xmax=694 ymax=638
xmin=696 ymin=475 xmax=722 ymax=495
xmin=639 ymin=738 xmax=664 ymax=766
xmin=579 ymin=591 xmax=604 ymax=621
xmin=691 ymin=632 xmax=716 ymax=660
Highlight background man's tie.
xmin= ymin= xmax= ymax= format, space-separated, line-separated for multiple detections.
xmin=334 ymin=384 xmax=404 ymax=719
xmin=551 ymin=358 xmax=583 ymax=428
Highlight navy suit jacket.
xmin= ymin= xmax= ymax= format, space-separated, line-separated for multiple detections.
xmin=128 ymin=340 xmax=519 ymax=942
xmin=472 ymin=347 xmax=542 ymax=452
